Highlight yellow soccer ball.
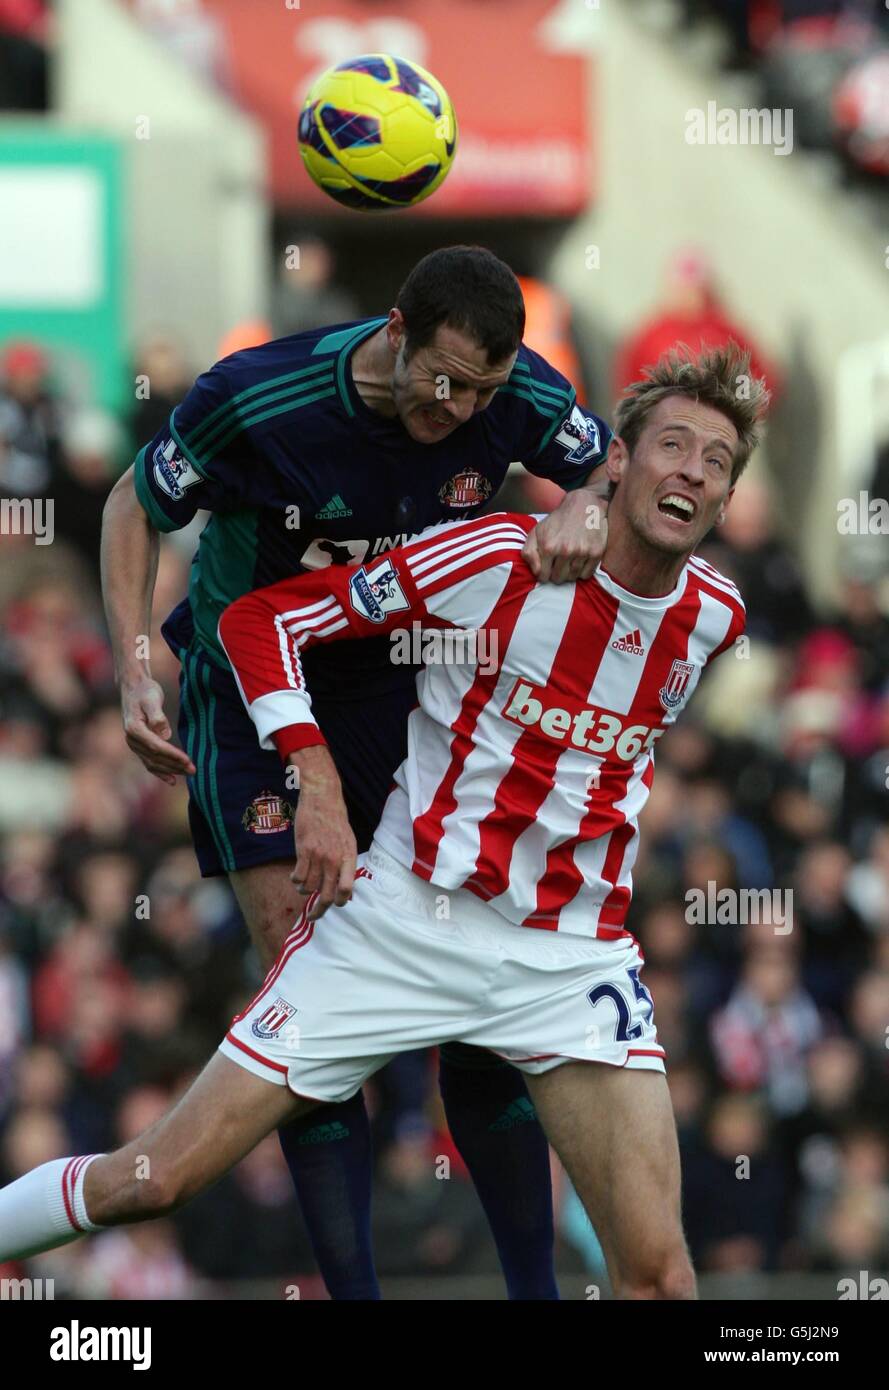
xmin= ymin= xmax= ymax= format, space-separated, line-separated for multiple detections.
xmin=298 ymin=54 xmax=457 ymax=211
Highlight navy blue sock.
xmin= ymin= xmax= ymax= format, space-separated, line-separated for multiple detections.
xmin=438 ymin=1044 xmax=559 ymax=1300
xmin=278 ymin=1092 xmax=380 ymax=1300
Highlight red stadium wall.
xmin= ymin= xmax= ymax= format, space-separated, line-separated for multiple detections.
xmin=189 ymin=0 xmax=592 ymax=215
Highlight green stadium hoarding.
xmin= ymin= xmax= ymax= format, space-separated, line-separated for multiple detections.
xmin=0 ymin=126 xmax=125 ymax=411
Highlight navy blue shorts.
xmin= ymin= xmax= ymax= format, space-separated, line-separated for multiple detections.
xmin=174 ymin=643 xmax=416 ymax=878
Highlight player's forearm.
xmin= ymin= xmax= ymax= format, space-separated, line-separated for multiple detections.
xmin=100 ymin=467 xmax=162 ymax=686
xmin=559 ymin=468 xmax=613 ymax=526
xmin=284 ymin=743 xmax=345 ymax=801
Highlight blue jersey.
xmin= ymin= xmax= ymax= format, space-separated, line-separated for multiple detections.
xmin=134 ymin=317 xmax=611 ymax=698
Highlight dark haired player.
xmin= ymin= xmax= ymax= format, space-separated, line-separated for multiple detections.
xmin=101 ymin=246 xmax=612 ymax=1300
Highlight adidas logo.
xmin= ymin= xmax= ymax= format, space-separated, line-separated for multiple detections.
xmin=611 ymin=627 xmax=644 ymax=655
xmin=489 ymin=1097 xmax=538 ymax=1132
xmin=296 ymin=1120 xmax=350 ymax=1146
xmin=315 ymin=493 xmax=353 ymax=519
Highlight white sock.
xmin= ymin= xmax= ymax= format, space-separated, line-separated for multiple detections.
xmin=0 ymin=1154 xmax=104 ymax=1261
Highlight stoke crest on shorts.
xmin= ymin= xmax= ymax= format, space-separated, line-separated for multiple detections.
xmin=251 ymin=996 xmax=297 ymax=1040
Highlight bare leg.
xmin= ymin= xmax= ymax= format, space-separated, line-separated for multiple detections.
xmin=85 ymin=1054 xmax=315 ymax=1226
xmin=229 ymin=858 xmax=380 ymax=1301
xmin=525 ymin=1064 xmax=695 ymax=1300
xmin=229 ymin=859 xmax=308 ymax=970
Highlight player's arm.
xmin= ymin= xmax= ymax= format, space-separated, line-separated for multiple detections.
xmin=217 ymin=535 xmax=436 ymax=918
xmin=276 ymin=741 xmax=356 ymax=922
xmin=511 ymin=346 xmax=614 ymax=584
xmin=101 ymin=363 xmax=238 ymax=783
xmin=217 ymin=513 xmax=535 ymax=754
xmin=218 ymin=513 xmax=534 ymax=915
xmin=523 ymin=456 xmax=613 ymax=586
xmin=101 ymin=466 xmax=194 ymax=784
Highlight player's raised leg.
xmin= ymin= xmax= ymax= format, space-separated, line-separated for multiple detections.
xmin=525 ymin=1064 xmax=696 ymax=1300
xmin=0 ymin=1053 xmax=310 ymax=1262
xmin=229 ymin=857 xmax=381 ymax=1301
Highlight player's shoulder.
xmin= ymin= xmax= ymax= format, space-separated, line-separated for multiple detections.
xmin=399 ymin=511 xmax=534 ymax=574
xmin=494 ymin=346 xmax=612 ymax=466
xmin=685 ymin=552 xmax=746 ymax=617
xmin=495 ymin=343 xmax=576 ymax=426
xmin=513 ymin=341 xmax=573 ymax=391
xmin=174 ymin=319 xmax=383 ymax=459
xmin=214 ymin=318 xmax=379 ymax=386
xmin=384 ymin=514 xmax=533 ymax=616
xmin=410 ymin=511 xmax=536 ymax=550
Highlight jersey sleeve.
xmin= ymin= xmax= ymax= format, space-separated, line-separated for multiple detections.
xmin=708 ymin=599 xmax=747 ymax=662
xmin=132 ymin=363 xmax=245 ymax=532
xmin=510 ymin=345 xmax=612 ymax=491
xmin=217 ymin=513 xmax=535 ymax=758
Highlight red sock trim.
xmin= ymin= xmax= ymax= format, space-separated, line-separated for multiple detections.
xmin=61 ymin=1154 xmax=97 ymax=1234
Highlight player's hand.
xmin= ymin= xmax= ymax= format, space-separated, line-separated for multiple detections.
xmin=290 ymin=748 xmax=357 ymax=920
xmin=121 ymin=675 xmax=196 ymax=786
xmin=522 ymin=485 xmax=609 ymax=584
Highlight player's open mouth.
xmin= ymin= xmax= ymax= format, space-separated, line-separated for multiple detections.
xmin=657 ymin=494 xmax=696 ymax=523
xmin=422 ymin=408 xmax=452 ymax=432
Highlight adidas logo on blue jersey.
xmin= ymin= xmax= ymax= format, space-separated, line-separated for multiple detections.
xmin=315 ymin=493 xmax=353 ymax=519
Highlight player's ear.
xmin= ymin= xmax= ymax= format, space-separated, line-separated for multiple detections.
xmin=604 ymin=434 xmax=628 ymax=487
xmin=716 ymin=484 xmax=735 ymax=526
xmin=387 ymin=308 xmax=406 ymax=356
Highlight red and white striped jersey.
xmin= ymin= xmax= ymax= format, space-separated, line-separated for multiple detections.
xmin=218 ymin=512 xmax=745 ymax=940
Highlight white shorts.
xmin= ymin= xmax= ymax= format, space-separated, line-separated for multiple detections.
xmin=220 ymin=844 xmax=665 ymax=1103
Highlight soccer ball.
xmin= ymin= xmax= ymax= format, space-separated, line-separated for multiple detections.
xmin=298 ymin=53 xmax=457 ymax=211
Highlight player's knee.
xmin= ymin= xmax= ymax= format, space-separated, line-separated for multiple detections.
xmin=84 ymin=1156 xmax=178 ymax=1225
xmin=109 ymin=1159 xmax=197 ymax=1222
xmin=132 ymin=1163 xmax=200 ymax=1219
xmin=656 ymin=1256 xmax=696 ymax=1301
xmin=617 ymin=1250 xmax=696 ymax=1301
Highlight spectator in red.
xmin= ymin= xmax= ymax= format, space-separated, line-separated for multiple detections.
xmin=709 ymin=941 xmax=824 ymax=1116
xmin=612 ymin=249 xmax=782 ymax=401
xmin=0 ymin=0 xmax=49 ymax=111
xmin=0 ymin=0 xmax=48 ymax=37
xmin=0 ymin=340 xmax=61 ymax=493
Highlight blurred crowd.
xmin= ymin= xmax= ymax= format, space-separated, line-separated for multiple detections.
xmin=0 ymin=307 xmax=888 ymax=1298
xmin=687 ymin=0 xmax=889 ymax=180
